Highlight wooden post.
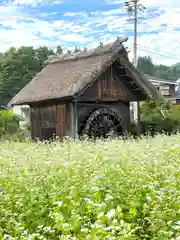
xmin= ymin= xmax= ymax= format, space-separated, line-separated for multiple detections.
xmin=133 ymin=101 xmax=140 ymax=135
xmin=74 ymin=100 xmax=78 ymax=139
xmin=70 ymin=101 xmax=78 ymax=139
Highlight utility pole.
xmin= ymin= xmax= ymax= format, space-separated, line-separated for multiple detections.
xmin=124 ymin=0 xmax=146 ymax=132
xmin=133 ymin=0 xmax=137 ymax=67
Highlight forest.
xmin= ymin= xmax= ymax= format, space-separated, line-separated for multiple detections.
xmin=137 ymin=56 xmax=180 ymax=81
xmin=0 ymin=45 xmax=180 ymax=106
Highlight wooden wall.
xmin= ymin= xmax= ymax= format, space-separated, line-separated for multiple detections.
xmin=56 ymin=103 xmax=71 ymax=137
xmin=78 ymin=65 xmax=138 ymax=102
xmin=30 ymin=62 xmax=144 ymax=140
xmin=30 ymin=102 xmax=71 ymax=140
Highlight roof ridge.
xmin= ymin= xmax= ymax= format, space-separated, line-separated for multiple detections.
xmin=48 ymin=37 xmax=128 ymax=65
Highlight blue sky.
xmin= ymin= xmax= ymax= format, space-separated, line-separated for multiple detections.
xmin=0 ymin=0 xmax=180 ymax=66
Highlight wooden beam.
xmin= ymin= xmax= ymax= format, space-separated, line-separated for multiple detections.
xmin=70 ymin=102 xmax=78 ymax=139
xmin=119 ymin=73 xmax=129 ymax=77
xmin=132 ymin=88 xmax=141 ymax=91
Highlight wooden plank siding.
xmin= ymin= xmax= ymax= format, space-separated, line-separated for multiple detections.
xmin=30 ymin=106 xmax=41 ymax=139
xmin=56 ymin=104 xmax=65 ymax=137
xmin=30 ymin=103 xmax=71 ymax=140
xmin=78 ymin=65 xmax=137 ymax=102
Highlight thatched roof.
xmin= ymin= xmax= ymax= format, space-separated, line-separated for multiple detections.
xmin=9 ymin=37 xmax=161 ymax=106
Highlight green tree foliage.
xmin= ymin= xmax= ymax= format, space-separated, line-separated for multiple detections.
xmin=138 ymin=56 xmax=180 ymax=80
xmin=67 ymin=49 xmax=72 ymax=55
xmin=83 ymin=47 xmax=88 ymax=52
xmin=137 ymin=56 xmax=155 ymax=76
xmin=0 ymin=109 xmax=20 ymax=136
xmin=74 ymin=46 xmax=81 ymax=53
xmin=56 ymin=45 xmax=63 ymax=55
xmin=0 ymin=46 xmax=54 ymax=105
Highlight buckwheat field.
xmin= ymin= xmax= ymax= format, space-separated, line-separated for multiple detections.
xmin=0 ymin=135 xmax=180 ymax=239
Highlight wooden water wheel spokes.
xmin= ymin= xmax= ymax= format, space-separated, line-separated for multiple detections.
xmin=84 ymin=107 xmax=124 ymax=138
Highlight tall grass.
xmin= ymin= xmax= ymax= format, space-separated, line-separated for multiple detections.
xmin=0 ymin=135 xmax=180 ymax=239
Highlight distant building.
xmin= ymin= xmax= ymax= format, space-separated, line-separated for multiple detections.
xmin=175 ymin=78 xmax=180 ymax=104
xmin=145 ymin=74 xmax=179 ymax=104
xmin=12 ymin=105 xmax=30 ymax=129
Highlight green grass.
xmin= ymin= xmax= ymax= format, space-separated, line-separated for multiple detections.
xmin=0 ymin=135 xmax=180 ymax=239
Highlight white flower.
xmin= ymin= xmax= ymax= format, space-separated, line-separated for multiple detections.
xmin=104 ymin=226 xmax=114 ymax=231
xmin=146 ymin=195 xmax=151 ymax=201
xmin=173 ymin=225 xmax=180 ymax=230
xmin=81 ymin=228 xmax=88 ymax=233
xmin=3 ymin=235 xmax=10 ymax=239
xmin=115 ymin=225 xmax=120 ymax=230
xmin=107 ymin=209 xmax=116 ymax=219
xmin=63 ymin=162 xmax=69 ymax=167
xmin=56 ymin=201 xmax=63 ymax=207
xmin=176 ymin=221 xmax=180 ymax=225
xmin=97 ymin=212 xmax=104 ymax=218
xmin=105 ymin=195 xmax=113 ymax=201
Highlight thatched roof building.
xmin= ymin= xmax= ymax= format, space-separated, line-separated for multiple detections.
xmin=9 ymin=37 xmax=162 ymax=140
xmin=9 ymin=37 xmax=161 ymax=106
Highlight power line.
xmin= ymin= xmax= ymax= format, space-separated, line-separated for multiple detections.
xmin=143 ymin=18 xmax=179 ymax=30
xmin=163 ymin=7 xmax=180 ymax=14
xmin=137 ymin=44 xmax=180 ymax=59
xmin=137 ymin=45 xmax=180 ymax=61
xmin=127 ymin=46 xmax=180 ymax=63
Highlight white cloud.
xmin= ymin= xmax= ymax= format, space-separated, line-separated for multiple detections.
xmin=0 ymin=3 xmax=32 ymax=21
xmin=106 ymin=0 xmax=180 ymax=8
xmin=140 ymin=0 xmax=180 ymax=8
xmin=105 ymin=0 xmax=124 ymax=4
xmin=7 ymin=0 xmax=63 ymax=7
xmin=126 ymin=31 xmax=180 ymax=66
xmin=0 ymin=16 xmax=33 ymax=20
xmin=0 ymin=6 xmax=15 ymax=12
xmin=0 ymin=5 xmax=19 ymax=16
xmin=64 ymin=11 xmax=88 ymax=18
xmin=0 ymin=3 xmax=180 ymax=66
xmin=58 ymin=34 xmax=88 ymax=42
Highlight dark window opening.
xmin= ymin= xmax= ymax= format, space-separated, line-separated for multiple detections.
xmin=41 ymin=126 xmax=56 ymax=141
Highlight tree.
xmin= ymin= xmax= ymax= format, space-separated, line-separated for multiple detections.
xmin=137 ymin=56 xmax=155 ymax=76
xmin=0 ymin=46 xmax=54 ymax=105
xmin=35 ymin=46 xmax=54 ymax=68
xmin=83 ymin=47 xmax=88 ymax=52
xmin=67 ymin=50 xmax=72 ymax=55
xmin=56 ymin=45 xmax=63 ymax=55
xmin=99 ymin=42 xmax=103 ymax=47
xmin=137 ymin=55 xmax=179 ymax=81
xmin=74 ymin=46 xmax=81 ymax=53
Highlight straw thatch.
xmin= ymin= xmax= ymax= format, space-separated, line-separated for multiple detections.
xmin=9 ymin=37 xmax=162 ymax=105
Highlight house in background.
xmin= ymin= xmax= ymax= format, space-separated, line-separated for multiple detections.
xmin=174 ymin=79 xmax=180 ymax=104
xmin=11 ymin=105 xmax=30 ymax=129
xmin=145 ymin=74 xmax=179 ymax=104
xmin=8 ymin=37 xmax=161 ymax=140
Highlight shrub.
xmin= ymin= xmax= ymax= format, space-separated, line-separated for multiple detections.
xmin=0 ymin=109 xmax=21 ymax=137
xmin=140 ymin=100 xmax=180 ymax=135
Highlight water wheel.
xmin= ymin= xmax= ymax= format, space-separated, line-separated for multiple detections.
xmin=83 ymin=107 xmax=124 ymax=138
